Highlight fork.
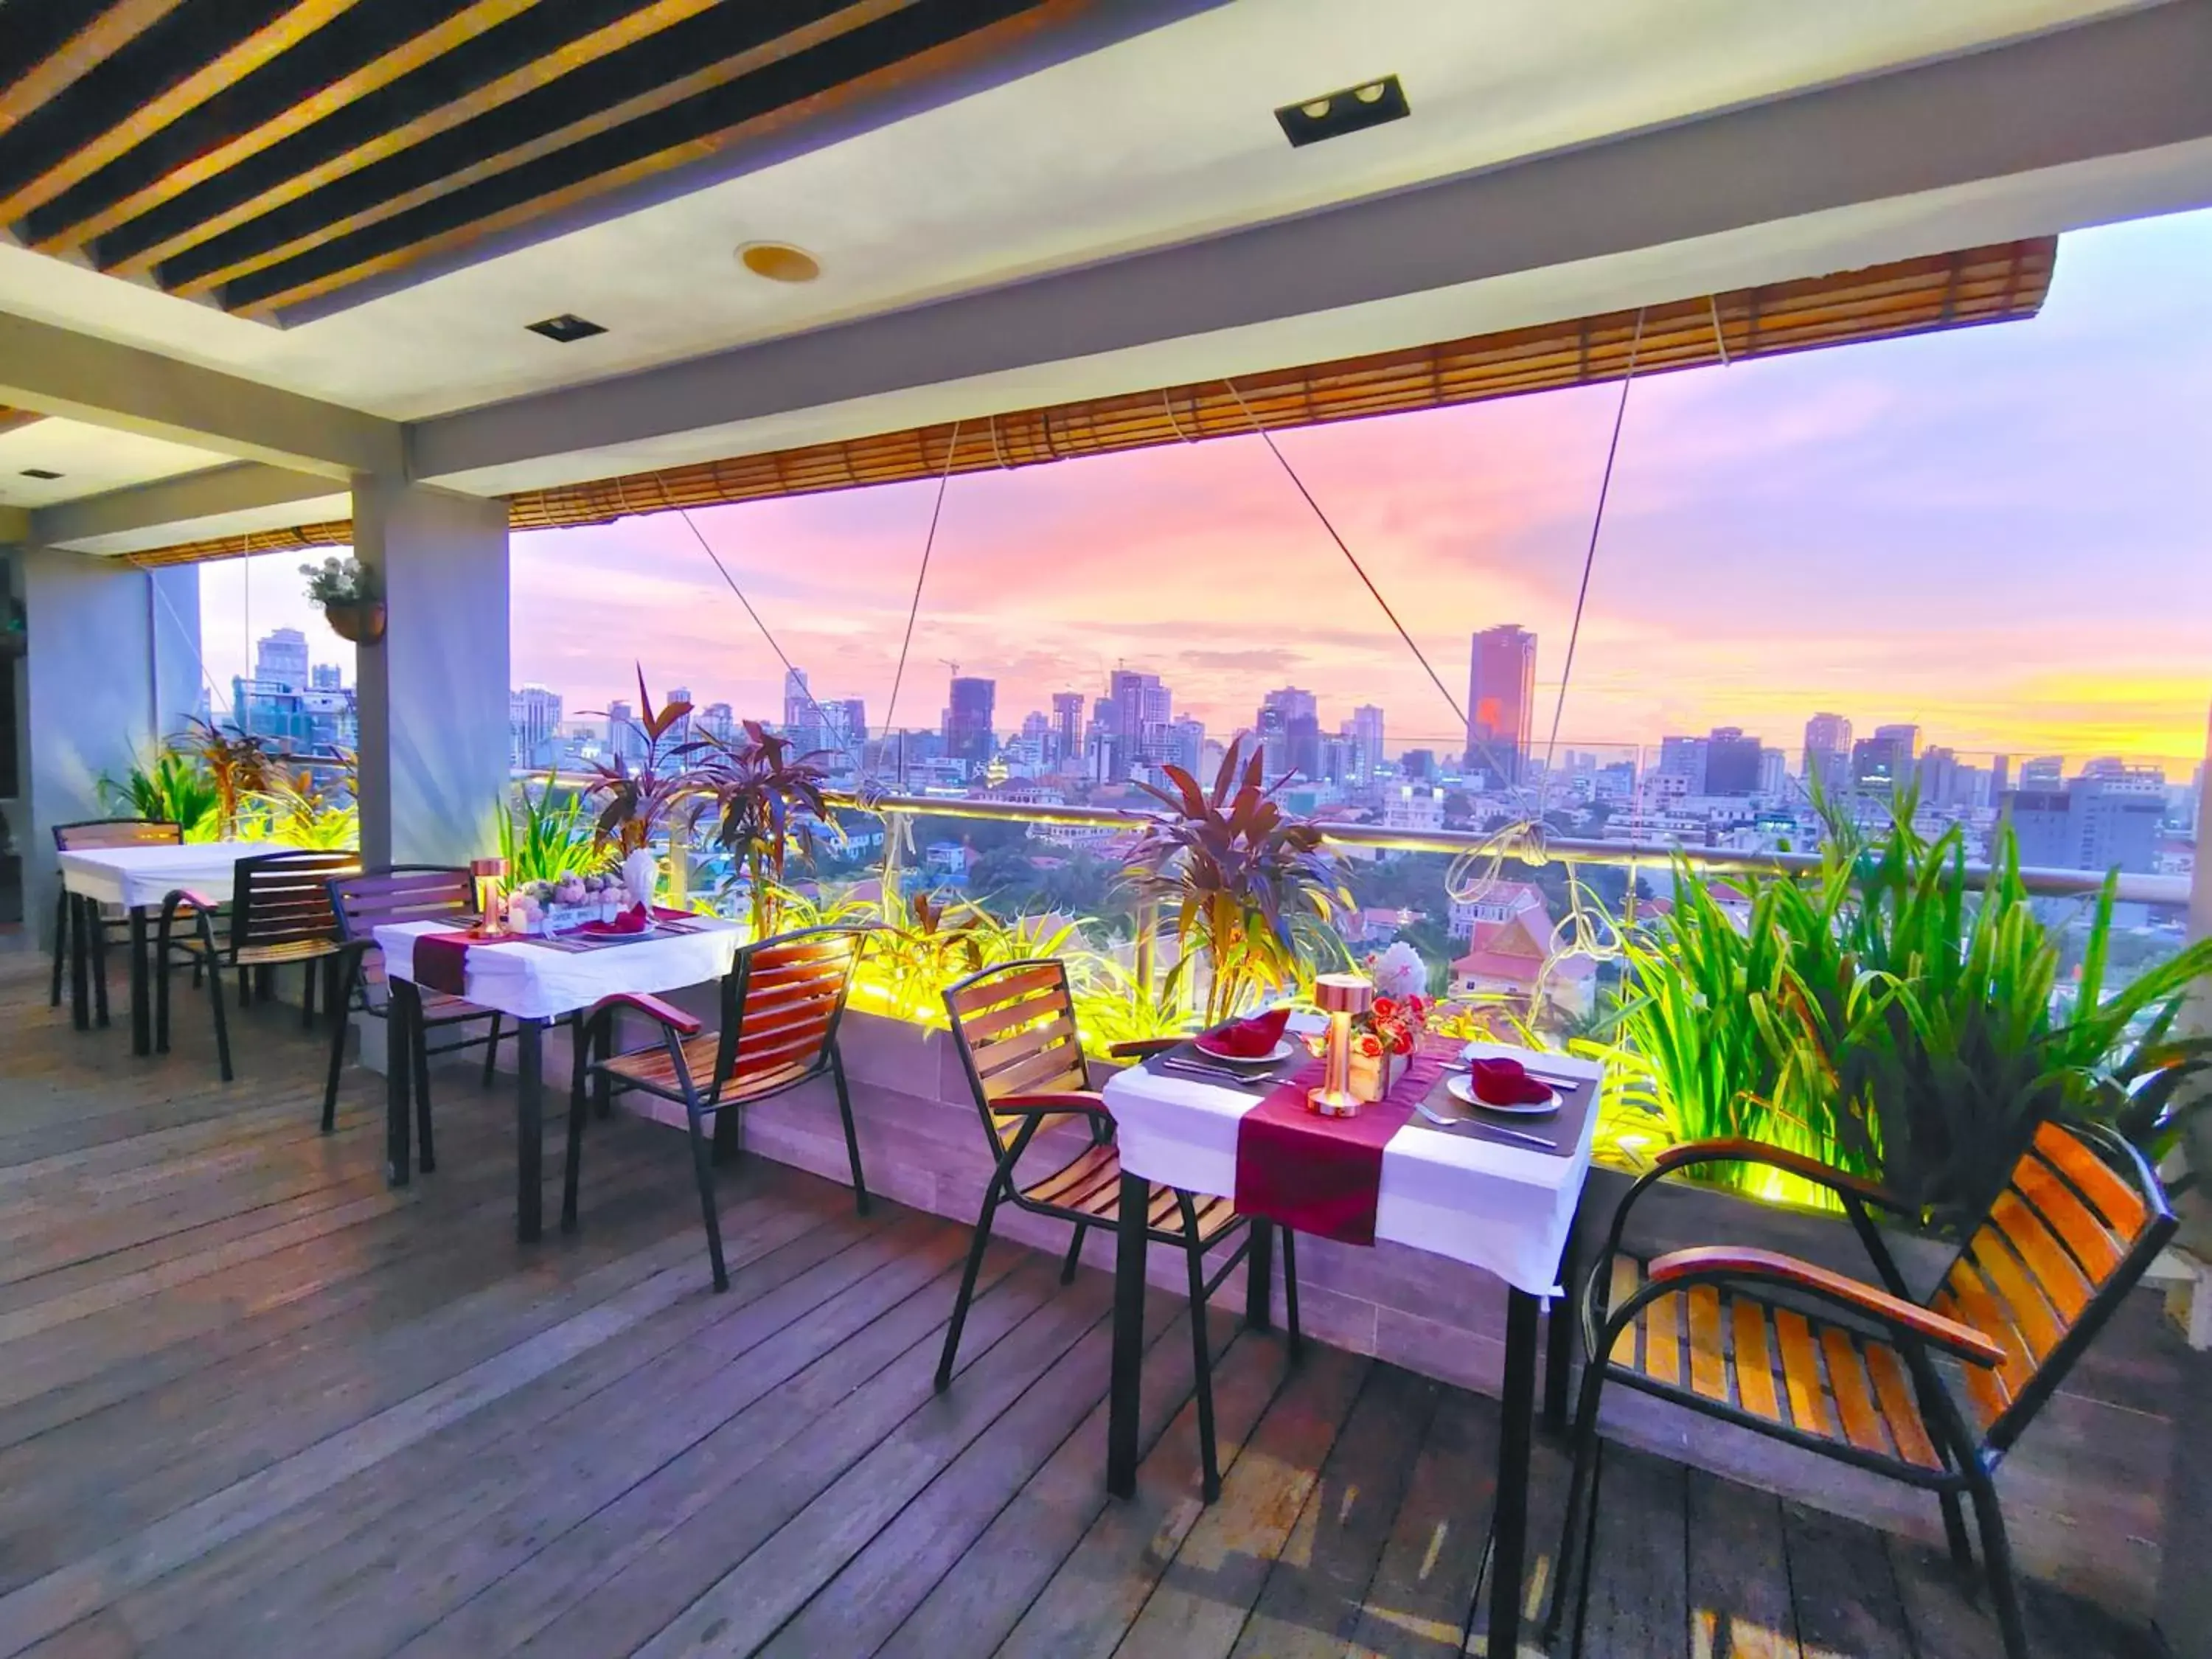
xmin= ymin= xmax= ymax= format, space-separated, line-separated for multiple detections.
xmin=1412 ymin=1101 xmax=1557 ymax=1150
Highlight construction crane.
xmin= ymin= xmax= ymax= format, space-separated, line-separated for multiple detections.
xmin=940 ymin=658 xmax=961 ymax=679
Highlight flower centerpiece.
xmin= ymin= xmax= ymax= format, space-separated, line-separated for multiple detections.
xmin=505 ymin=872 xmax=627 ymax=936
xmin=300 ymin=554 xmax=385 ymax=644
xmin=1349 ymin=992 xmax=1427 ymax=1102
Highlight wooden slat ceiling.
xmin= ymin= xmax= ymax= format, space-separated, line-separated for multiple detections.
xmin=0 ymin=0 xmax=1074 ymax=319
xmin=120 ymin=237 xmax=2056 ymax=566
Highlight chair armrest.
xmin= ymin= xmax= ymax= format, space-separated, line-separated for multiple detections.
xmin=992 ymin=1090 xmax=1113 ymax=1121
xmin=1651 ymin=1138 xmax=1913 ymax=1214
xmin=1649 ymin=1245 xmax=2006 ymax=1368
xmin=1107 ymin=1038 xmax=1181 ymax=1060
xmin=587 ymin=991 xmax=702 ymax=1037
xmin=163 ymin=886 xmax=223 ymax=913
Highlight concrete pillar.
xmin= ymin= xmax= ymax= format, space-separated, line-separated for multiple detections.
xmin=19 ymin=545 xmax=201 ymax=947
xmin=351 ymin=479 xmax=509 ymax=870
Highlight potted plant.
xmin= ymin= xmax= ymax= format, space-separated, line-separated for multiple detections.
xmin=687 ymin=720 xmax=834 ymax=940
xmin=1121 ymin=741 xmax=1351 ymax=1026
xmin=175 ymin=717 xmax=278 ymax=841
xmin=585 ymin=668 xmax=703 ymax=905
xmin=300 ymin=554 xmax=384 ymax=644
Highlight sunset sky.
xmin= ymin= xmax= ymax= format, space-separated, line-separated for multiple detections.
xmin=201 ymin=206 xmax=2212 ymax=772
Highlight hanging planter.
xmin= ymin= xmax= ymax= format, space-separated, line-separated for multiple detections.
xmin=300 ymin=554 xmax=383 ymax=647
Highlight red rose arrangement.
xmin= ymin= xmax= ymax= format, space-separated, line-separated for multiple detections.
xmin=1351 ymin=993 xmax=1427 ymax=1060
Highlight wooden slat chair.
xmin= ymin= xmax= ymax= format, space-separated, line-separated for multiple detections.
xmin=156 ymin=849 xmax=359 ymax=1082
xmin=323 ymin=866 xmax=521 ymax=1155
xmin=937 ymin=959 xmax=1301 ymax=1503
xmin=568 ymin=924 xmax=873 ymax=1291
xmin=1546 ymin=1123 xmax=2174 ymax=1659
xmin=49 ymin=818 xmax=181 ymax=1023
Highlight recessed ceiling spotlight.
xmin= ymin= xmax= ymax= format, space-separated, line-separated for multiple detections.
xmin=1274 ymin=74 xmax=1409 ymax=147
xmin=737 ymin=242 xmax=821 ymax=283
xmin=525 ymin=313 xmax=607 ymax=343
xmin=18 ymin=467 xmax=61 ymax=479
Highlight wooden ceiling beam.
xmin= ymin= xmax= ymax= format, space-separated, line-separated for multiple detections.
xmin=109 ymin=0 xmax=729 ymax=281
xmin=29 ymin=0 xmax=544 ymax=254
xmin=208 ymin=0 xmax=919 ymax=313
xmin=0 ymin=0 xmax=187 ymax=133
xmin=0 ymin=0 xmax=364 ymax=228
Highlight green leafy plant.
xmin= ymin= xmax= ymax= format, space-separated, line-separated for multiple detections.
xmin=585 ymin=667 xmax=700 ymax=858
xmin=498 ymin=773 xmax=609 ymax=884
xmin=689 ymin=720 xmax=833 ymax=939
xmin=1122 ymin=742 xmax=1352 ymax=1024
xmin=251 ymin=764 xmax=360 ymax=849
xmin=100 ymin=749 xmax=221 ymax=841
xmin=176 ymin=717 xmax=279 ymax=840
xmin=300 ymin=554 xmax=378 ymax=607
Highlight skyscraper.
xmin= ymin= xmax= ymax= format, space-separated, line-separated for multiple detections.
xmin=1107 ymin=669 xmax=1172 ymax=781
xmin=509 ymin=685 xmax=563 ymax=768
xmin=605 ymin=699 xmax=641 ymax=764
xmin=1852 ymin=725 xmax=1919 ymax=792
xmin=1657 ymin=734 xmax=1709 ymax=794
xmin=255 ymin=627 xmax=309 ymax=692
xmin=699 ymin=702 xmax=736 ymax=743
xmin=1166 ymin=717 xmax=1206 ymax=776
xmin=1703 ymin=727 xmax=1763 ymax=796
xmin=945 ymin=675 xmax=996 ymax=765
xmin=1803 ymin=712 xmax=1852 ymax=787
xmin=1050 ymin=691 xmax=1085 ymax=767
xmin=663 ymin=686 xmax=693 ymax=748
xmin=1256 ymin=688 xmax=1317 ymax=780
xmin=1349 ymin=705 xmax=1385 ymax=783
xmin=310 ymin=662 xmax=342 ymax=691
xmin=781 ymin=668 xmax=811 ymax=731
xmin=1464 ymin=626 xmax=1535 ymax=786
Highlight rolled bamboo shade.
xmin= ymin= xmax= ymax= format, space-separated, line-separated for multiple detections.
xmin=125 ymin=236 xmax=2053 ymax=567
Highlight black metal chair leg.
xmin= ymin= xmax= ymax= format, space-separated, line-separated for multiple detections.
xmin=321 ymin=955 xmax=357 ymax=1132
xmin=831 ymin=1046 xmax=869 ymax=1217
xmin=411 ymin=999 xmax=436 ymax=1173
xmin=1969 ymin=1474 xmax=2031 ymax=1659
xmin=1940 ymin=1489 xmax=1975 ymax=1574
xmin=482 ymin=1013 xmax=504 ymax=1086
xmin=1567 ymin=1436 xmax=1606 ymax=1658
xmin=50 ymin=888 xmax=68 ymax=1007
xmin=686 ymin=1105 xmax=729 ymax=1292
xmin=562 ymin=1022 xmax=594 ymax=1232
xmin=204 ymin=941 xmax=233 ymax=1083
xmin=1177 ymin=1193 xmax=1221 ymax=1503
xmin=155 ymin=918 xmax=173 ymax=1054
xmin=1281 ymin=1227 xmax=1302 ymax=1357
xmin=1060 ymin=1222 xmax=1087 ymax=1285
xmin=69 ymin=896 xmax=91 ymax=1031
xmin=936 ymin=1179 xmax=1004 ymax=1390
xmin=300 ymin=959 xmax=317 ymax=1028
xmin=237 ymin=966 xmax=251 ymax=1006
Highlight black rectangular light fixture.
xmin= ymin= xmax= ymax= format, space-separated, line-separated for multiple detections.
xmin=526 ymin=313 xmax=607 ymax=343
xmin=1275 ymin=75 xmax=1409 ymax=147
xmin=18 ymin=468 xmax=61 ymax=479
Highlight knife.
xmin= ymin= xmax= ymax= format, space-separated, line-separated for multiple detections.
xmin=1160 ymin=1058 xmax=1274 ymax=1089
xmin=1413 ymin=1101 xmax=1558 ymax=1150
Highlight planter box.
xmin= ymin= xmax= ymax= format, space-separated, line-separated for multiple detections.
xmin=448 ymin=1001 xmax=2185 ymax=1622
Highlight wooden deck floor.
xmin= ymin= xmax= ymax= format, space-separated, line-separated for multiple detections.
xmin=0 ymin=953 xmax=2161 ymax=1658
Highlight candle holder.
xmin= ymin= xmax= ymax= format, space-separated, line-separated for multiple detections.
xmin=470 ymin=856 xmax=508 ymax=936
xmin=1309 ymin=972 xmax=1374 ymax=1117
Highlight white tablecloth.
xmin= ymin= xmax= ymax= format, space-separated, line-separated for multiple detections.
xmin=1102 ymin=1041 xmax=1601 ymax=1298
xmin=58 ymin=841 xmax=293 ymax=911
xmin=373 ymin=917 xmax=746 ymax=1020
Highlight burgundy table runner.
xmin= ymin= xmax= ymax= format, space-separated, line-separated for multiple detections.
xmin=408 ymin=909 xmax=703 ymax=995
xmin=1231 ymin=1043 xmax=1453 ymax=1245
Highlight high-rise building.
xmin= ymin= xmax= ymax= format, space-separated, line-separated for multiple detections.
xmin=1917 ymin=745 xmax=1961 ymax=808
xmin=823 ymin=697 xmax=867 ymax=760
xmin=1105 ymin=669 xmax=1173 ymax=780
xmin=2020 ymin=756 xmax=2065 ymax=787
xmin=605 ymin=698 xmax=642 ymax=764
xmin=1464 ymin=626 xmax=1535 ymax=786
xmin=1802 ymin=712 xmax=1852 ymax=787
xmin=255 ymin=627 xmax=310 ymax=692
xmin=1991 ymin=754 xmax=2011 ymax=799
xmin=310 ymin=662 xmax=342 ymax=691
xmin=2004 ymin=773 xmax=2163 ymax=874
xmin=1050 ymin=692 xmax=1084 ymax=766
xmin=1253 ymin=688 xmax=1316 ymax=780
xmin=945 ymin=675 xmax=996 ymax=765
xmin=1347 ymin=705 xmax=1385 ymax=784
xmin=698 ymin=702 xmax=736 ymax=743
xmin=1852 ymin=725 xmax=1919 ymax=792
xmin=1166 ymin=716 xmax=1206 ymax=776
xmin=1704 ymin=727 xmax=1762 ymax=796
xmin=1657 ymin=734 xmax=1709 ymax=794
xmin=1758 ymin=748 xmax=1787 ymax=798
xmin=510 ymin=684 xmax=563 ymax=768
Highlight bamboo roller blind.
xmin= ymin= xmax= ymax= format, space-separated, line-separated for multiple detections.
xmin=127 ymin=237 xmax=2053 ymax=567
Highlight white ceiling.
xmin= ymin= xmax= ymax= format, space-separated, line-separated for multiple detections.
xmin=0 ymin=0 xmax=2143 ymax=473
xmin=0 ymin=419 xmax=234 ymax=510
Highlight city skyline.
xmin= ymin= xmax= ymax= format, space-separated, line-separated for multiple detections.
xmin=193 ymin=208 xmax=2212 ymax=768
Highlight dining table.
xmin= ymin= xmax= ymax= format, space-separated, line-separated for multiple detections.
xmin=374 ymin=911 xmax=746 ymax=1241
xmin=56 ymin=839 xmax=302 ymax=1056
xmin=1099 ymin=1034 xmax=1602 ymax=1658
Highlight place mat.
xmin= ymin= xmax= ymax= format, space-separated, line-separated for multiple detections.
xmin=1413 ymin=1061 xmax=1597 ymax=1157
xmin=411 ymin=929 xmax=524 ymax=995
xmin=1231 ymin=1045 xmax=1452 ymax=1246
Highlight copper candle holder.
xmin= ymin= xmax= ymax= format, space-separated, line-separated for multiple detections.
xmin=1309 ymin=972 xmax=1374 ymax=1117
xmin=470 ymin=856 xmax=508 ymax=936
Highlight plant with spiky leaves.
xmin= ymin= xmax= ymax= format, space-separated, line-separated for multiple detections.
xmin=584 ymin=667 xmax=700 ymax=859
xmin=687 ymin=720 xmax=834 ymax=939
xmin=1121 ymin=740 xmax=1352 ymax=1026
xmin=175 ymin=717 xmax=279 ymax=840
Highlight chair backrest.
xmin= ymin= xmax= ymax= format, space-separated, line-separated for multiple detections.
xmin=1928 ymin=1118 xmax=2174 ymax=1453
xmin=942 ymin=958 xmax=1091 ymax=1161
xmin=328 ymin=866 xmax=476 ymax=1009
xmin=710 ymin=924 xmax=870 ymax=1099
xmin=54 ymin=818 xmax=181 ymax=852
xmin=229 ymin=849 xmax=358 ymax=960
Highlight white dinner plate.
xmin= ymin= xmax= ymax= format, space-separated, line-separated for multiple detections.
xmin=1447 ymin=1073 xmax=1562 ymax=1117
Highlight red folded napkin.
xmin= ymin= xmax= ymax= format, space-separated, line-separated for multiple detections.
xmin=577 ymin=903 xmax=691 ymax=937
xmin=1198 ymin=1006 xmax=1291 ymax=1058
xmin=1470 ymin=1056 xmax=1554 ymax=1107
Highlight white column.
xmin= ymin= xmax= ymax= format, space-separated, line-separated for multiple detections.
xmin=351 ymin=479 xmax=508 ymax=870
xmin=19 ymin=545 xmax=201 ymax=945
